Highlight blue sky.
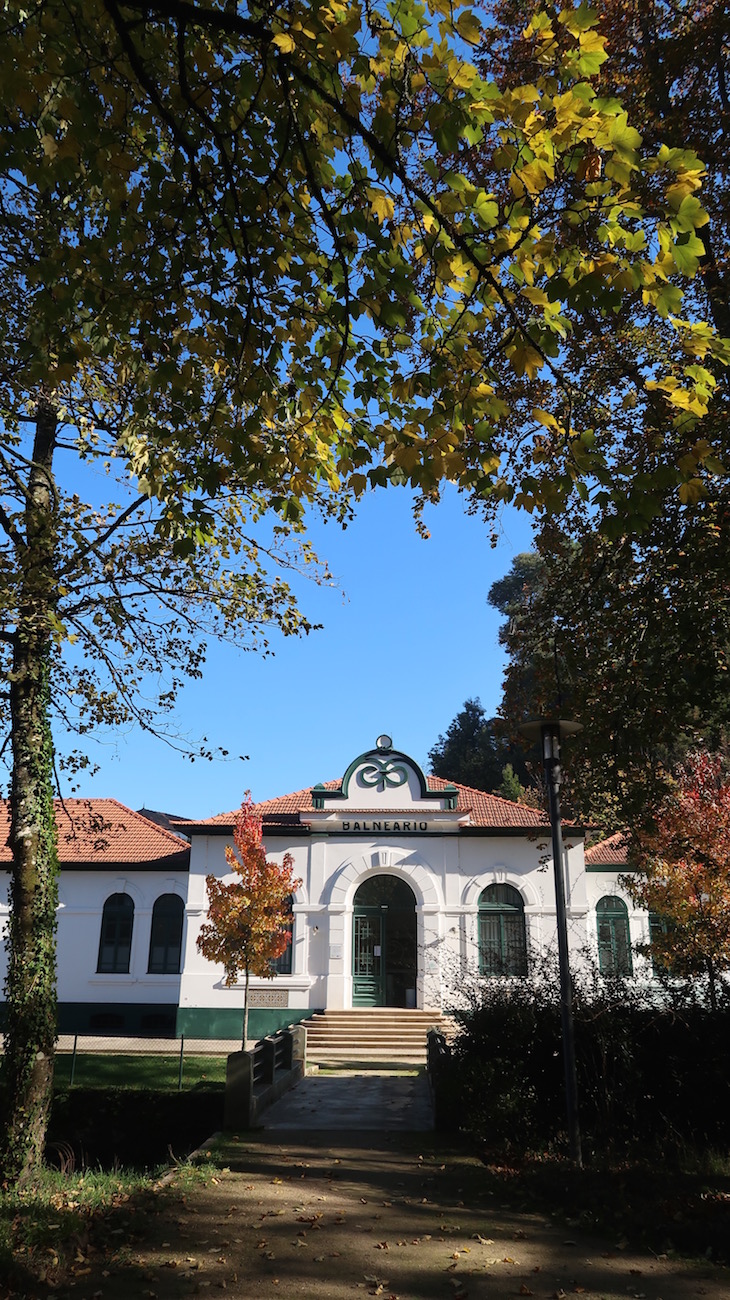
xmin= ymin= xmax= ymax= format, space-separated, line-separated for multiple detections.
xmin=63 ymin=485 xmax=535 ymax=818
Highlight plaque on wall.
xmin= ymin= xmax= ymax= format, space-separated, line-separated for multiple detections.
xmin=249 ymin=989 xmax=289 ymax=1008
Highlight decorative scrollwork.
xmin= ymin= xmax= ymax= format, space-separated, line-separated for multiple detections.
xmin=359 ymin=760 xmax=408 ymax=792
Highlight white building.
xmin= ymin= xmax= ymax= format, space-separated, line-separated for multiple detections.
xmin=0 ymin=739 xmax=643 ymax=1040
xmin=0 ymin=798 xmax=190 ymax=1037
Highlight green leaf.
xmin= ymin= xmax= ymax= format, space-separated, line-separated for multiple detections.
xmin=558 ymin=3 xmax=599 ymax=34
xmin=670 ymin=232 xmax=706 ymax=276
xmin=673 ymin=195 xmax=709 ymax=234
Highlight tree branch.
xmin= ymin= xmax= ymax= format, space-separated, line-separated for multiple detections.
xmin=57 ymin=494 xmax=150 ymax=579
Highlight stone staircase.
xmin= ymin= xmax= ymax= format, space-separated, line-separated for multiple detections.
xmin=300 ymin=1008 xmax=452 ymax=1066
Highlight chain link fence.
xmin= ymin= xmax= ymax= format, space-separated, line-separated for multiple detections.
xmin=33 ymin=1033 xmax=238 ymax=1091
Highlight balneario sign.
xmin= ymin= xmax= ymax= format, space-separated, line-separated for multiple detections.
xmin=340 ymin=819 xmax=430 ymax=832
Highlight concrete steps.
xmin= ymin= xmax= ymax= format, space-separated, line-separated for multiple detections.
xmin=300 ymin=1008 xmax=452 ymax=1065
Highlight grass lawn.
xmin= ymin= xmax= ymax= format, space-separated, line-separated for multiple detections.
xmin=53 ymin=1051 xmax=227 ymax=1090
xmin=0 ymin=1161 xmax=220 ymax=1296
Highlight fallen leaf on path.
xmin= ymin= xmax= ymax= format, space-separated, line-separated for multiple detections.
xmin=519 ymin=1287 xmax=533 ymax=1296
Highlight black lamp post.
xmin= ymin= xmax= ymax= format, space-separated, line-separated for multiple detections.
xmin=520 ymin=718 xmax=583 ymax=1167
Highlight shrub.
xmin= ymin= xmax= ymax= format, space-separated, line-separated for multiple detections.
xmin=438 ymin=957 xmax=730 ymax=1157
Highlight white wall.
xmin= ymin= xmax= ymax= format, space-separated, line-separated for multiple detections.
xmin=0 ymin=868 xmax=189 ymax=1005
xmin=178 ymin=829 xmax=592 ymax=1013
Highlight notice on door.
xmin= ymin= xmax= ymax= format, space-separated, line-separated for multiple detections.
xmin=373 ymin=945 xmax=382 ymax=956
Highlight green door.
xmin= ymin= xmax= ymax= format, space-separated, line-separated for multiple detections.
xmin=352 ymin=876 xmax=417 ymax=1007
xmin=352 ymin=910 xmax=385 ymax=1006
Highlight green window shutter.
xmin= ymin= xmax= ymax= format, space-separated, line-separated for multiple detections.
xmin=271 ymin=896 xmax=294 ymax=975
xmin=478 ymin=884 xmax=528 ymax=976
xmin=98 ymin=893 xmax=134 ymax=974
xmin=148 ymin=893 xmax=184 ymax=974
xmin=596 ymin=896 xmax=633 ymax=976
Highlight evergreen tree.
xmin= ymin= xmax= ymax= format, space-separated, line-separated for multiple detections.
xmin=428 ymin=699 xmax=531 ymax=792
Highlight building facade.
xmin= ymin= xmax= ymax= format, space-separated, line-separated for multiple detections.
xmin=0 ymin=739 xmax=645 ymax=1040
xmin=0 ymin=799 xmax=190 ymax=1036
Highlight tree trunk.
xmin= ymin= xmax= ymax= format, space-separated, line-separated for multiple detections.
xmin=0 ymin=393 xmax=60 ymax=1186
xmin=706 ymin=954 xmax=718 ymax=1013
xmin=242 ymin=967 xmax=250 ymax=1050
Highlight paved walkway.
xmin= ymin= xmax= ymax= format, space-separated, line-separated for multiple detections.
xmin=80 ymin=1096 xmax=728 ymax=1300
xmin=261 ymin=1068 xmax=434 ymax=1131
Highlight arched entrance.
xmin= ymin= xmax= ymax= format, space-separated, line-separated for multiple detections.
xmin=352 ymin=875 xmax=417 ymax=1007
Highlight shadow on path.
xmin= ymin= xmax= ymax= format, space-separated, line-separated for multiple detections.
xmin=66 ymin=1084 xmax=727 ymax=1300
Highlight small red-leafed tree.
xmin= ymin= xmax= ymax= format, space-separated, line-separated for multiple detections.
xmin=197 ymin=796 xmax=302 ymax=1047
xmin=624 ymin=752 xmax=730 ymax=1010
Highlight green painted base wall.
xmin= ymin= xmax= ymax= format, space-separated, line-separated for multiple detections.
xmin=59 ymin=1003 xmax=177 ymax=1036
xmin=175 ymin=1006 xmax=314 ymax=1041
xmin=0 ymin=1002 xmax=314 ymax=1042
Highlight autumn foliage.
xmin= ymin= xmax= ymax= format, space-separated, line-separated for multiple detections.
xmin=625 ymin=752 xmax=730 ymax=1008
xmin=197 ymin=796 xmax=301 ymax=1045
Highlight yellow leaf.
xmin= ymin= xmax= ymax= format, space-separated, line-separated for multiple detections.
xmin=273 ymin=32 xmax=296 ymax=53
xmin=507 ymin=341 xmax=544 ymax=379
xmin=366 ymin=189 xmax=395 ymax=224
xmin=532 ymin=408 xmax=559 ymax=430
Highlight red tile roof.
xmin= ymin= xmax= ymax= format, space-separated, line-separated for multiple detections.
xmin=585 ymin=831 xmax=628 ymax=867
xmin=182 ymin=777 xmax=551 ymax=831
xmin=0 ymin=798 xmax=189 ymax=868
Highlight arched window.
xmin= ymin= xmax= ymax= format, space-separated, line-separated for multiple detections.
xmin=596 ymin=896 xmax=633 ymax=975
xmin=270 ymin=896 xmax=294 ymax=975
xmin=478 ymin=884 xmax=528 ymax=976
xmin=97 ymin=893 xmax=134 ymax=973
xmin=148 ymin=893 xmax=184 ymax=974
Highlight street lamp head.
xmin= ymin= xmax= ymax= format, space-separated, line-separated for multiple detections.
xmin=518 ymin=718 xmax=583 ymax=769
xmin=518 ymin=718 xmax=583 ymax=745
